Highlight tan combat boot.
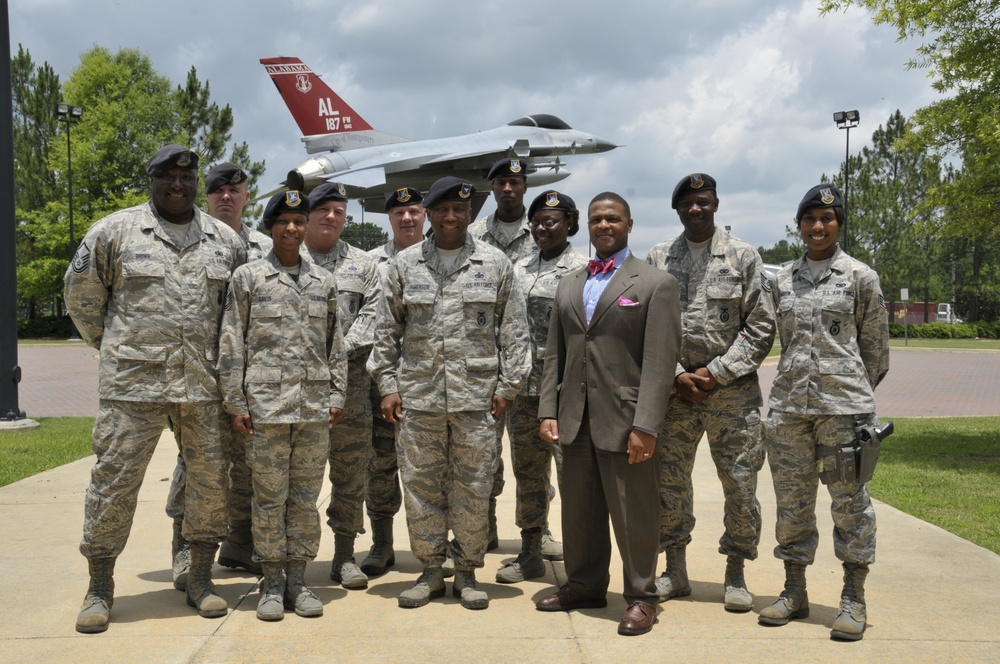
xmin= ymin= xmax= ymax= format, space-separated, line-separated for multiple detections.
xmin=171 ymin=517 xmax=190 ymax=591
xmin=75 ymin=557 xmax=116 ymax=634
xmin=759 ymin=561 xmax=809 ymax=626
xmin=257 ymin=562 xmax=285 ymax=621
xmin=284 ymin=559 xmax=323 ymax=617
xmin=655 ymin=548 xmax=692 ymax=601
xmin=723 ymin=554 xmax=754 ymax=612
xmin=218 ymin=521 xmax=262 ymax=576
xmin=453 ymin=568 xmax=490 ymax=610
xmin=496 ymin=527 xmax=546 ymax=584
xmin=185 ymin=541 xmax=228 ymax=618
xmin=831 ymin=562 xmax=869 ymax=641
xmin=398 ymin=567 xmax=446 ymax=608
xmin=330 ymin=533 xmax=368 ymax=589
xmin=360 ymin=518 xmax=396 ymax=577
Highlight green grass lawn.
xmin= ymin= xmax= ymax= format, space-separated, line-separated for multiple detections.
xmin=0 ymin=417 xmax=94 ymax=487
xmin=3 ymin=415 xmax=999 ymax=556
xmin=889 ymin=338 xmax=1000 ymax=350
xmin=869 ymin=416 xmax=1000 ymax=555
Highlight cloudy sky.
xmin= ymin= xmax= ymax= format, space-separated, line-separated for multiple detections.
xmin=10 ymin=0 xmax=938 ymax=256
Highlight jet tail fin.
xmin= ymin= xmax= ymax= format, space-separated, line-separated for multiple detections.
xmin=261 ymin=56 xmax=412 ymax=154
xmin=260 ymin=56 xmax=372 ymax=136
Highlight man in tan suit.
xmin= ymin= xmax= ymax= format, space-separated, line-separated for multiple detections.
xmin=535 ymin=192 xmax=681 ymax=636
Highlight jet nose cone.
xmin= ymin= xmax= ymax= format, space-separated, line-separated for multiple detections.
xmin=593 ymin=137 xmax=619 ymax=153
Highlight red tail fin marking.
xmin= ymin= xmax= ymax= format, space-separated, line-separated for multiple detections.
xmin=260 ymin=56 xmax=373 ymax=136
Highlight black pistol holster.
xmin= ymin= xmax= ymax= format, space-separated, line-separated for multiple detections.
xmin=818 ymin=418 xmax=894 ymax=485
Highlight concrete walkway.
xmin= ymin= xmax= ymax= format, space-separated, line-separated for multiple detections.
xmin=2 ymin=345 xmax=999 ymax=661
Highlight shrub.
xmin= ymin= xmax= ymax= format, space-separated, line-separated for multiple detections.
xmin=888 ymin=322 xmax=981 ymax=339
xmin=17 ymin=316 xmax=74 ymax=339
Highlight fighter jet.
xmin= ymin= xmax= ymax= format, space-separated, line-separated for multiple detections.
xmin=260 ymin=56 xmax=619 ymax=212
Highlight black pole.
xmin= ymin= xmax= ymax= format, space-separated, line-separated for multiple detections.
xmin=66 ymin=118 xmax=75 ymax=258
xmin=0 ymin=0 xmax=26 ymax=420
xmin=63 ymin=116 xmax=81 ymax=341
xmin=843 ymin=125 xmax=850 ymax=253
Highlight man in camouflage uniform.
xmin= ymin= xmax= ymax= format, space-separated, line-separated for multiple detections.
xmin=467 ymin=158 xmax=563 ymax=560
xmin=66 ymin=145 xmax=247 ymax=633
xmin=368 ymin=176 xmax=530 ymax=610
xmin=218 ymin=190 xmax=347 ymax=621
xmin=758 ymin=184 xmax=889 ymax=641
xmin=360 ymin=186 xmax=426 ymax=577
xmin=166 ymin=162 xmax=271 ymax=584
xmin=303 ymin=181 xmax=382 ymax=590
xmin=645 ymin=174 xmax=775 ymax=612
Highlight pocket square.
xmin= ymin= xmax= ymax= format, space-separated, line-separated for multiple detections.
xmin=618 ymin=296 xmax=641 ymax=307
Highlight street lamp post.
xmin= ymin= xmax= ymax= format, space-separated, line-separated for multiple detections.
xmin=55 ymin=103 xmax=83 ymax=340
xmin=833 ymin=110 xmax=859 ymax=253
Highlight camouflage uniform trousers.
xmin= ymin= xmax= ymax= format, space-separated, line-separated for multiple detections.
xmin=325 ymin=357 xmax=373 ymax=537
xmin=658 ymin=397 xmax=765 ymax=559
xmin=397 ymin=408 xmax=499 ymax=570
xmin=365 ymin=380 xmax=402 ymax=522
xmin=165 ymin=412 xmax=254 ymax=536
xmin=765 ymin=410 xmax=877 ymax=565
xmin=81 ymin=399 xmax=227 ymax=558
xmin=247 ymin=421 xmax=329 ymax=562
xmin=506 ymin=395 xmax=559 ymax=531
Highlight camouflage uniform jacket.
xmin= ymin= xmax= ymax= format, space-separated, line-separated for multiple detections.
xmin=768 ymin=247 xmax=889 ymax=415
xmin=645 ymin=230 xmax=775 ymax=405
xmin=218 ymin=251 xmax=347 ymax=422
xmin=238 ymin=223 xmax=274 ymax=262
xmin=367 ymin=235 xmax=530 ymax=412
xmin=64 ymin=201 xmax=247 ymax=403
xmin=304 ymin=240 xmax=381 ymax=360
xmin=514 ymin=245 xmax=589 ymax=396
xmin=469 ymin=209 xmax=538 ymax=264
xmin=367 ymin=240 xmax=403 ymax=286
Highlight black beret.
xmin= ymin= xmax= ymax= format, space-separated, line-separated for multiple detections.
xmin=527 ymin=190 xmax=577 ymax=220
xmin=487 ymin=158 xmax=528 ymax=180
xmin=146 ymin=144 xmax=199 ymax=176
xmin=205 ymin=162 xmax=248 ymax=193
xmin=262 ymin=190 xmax=309 ymax=229
xmin=670 ymin=173 xmax=717 ymax=209
xmin=423 ymin=176 xmax=476 ymax=207
xmin=384 ymin=187 xmax=424 ymax=212
xmin=308 ymin=181 xmax=349 ymax=207
xmin=796 ymin=184 xmax=843 ymax=221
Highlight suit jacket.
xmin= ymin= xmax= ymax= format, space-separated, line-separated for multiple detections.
xmin=538 ymin=253 xmax=681 ymax=452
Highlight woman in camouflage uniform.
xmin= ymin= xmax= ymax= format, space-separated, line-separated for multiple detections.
xmin=496 ymin=191 xmax=589 ymax=584
xmin=218 ymin=191 xmax=347 ymax=621
xmin=759 ymin=184 xmax=889 ymax=641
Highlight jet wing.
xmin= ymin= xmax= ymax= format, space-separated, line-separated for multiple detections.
xmin=333 ymin=166 xmax=387 ymax=189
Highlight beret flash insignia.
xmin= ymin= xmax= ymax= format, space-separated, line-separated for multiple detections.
xmin=690 ymin=173 xmax=705 ymax=189
xmin=286 ymin=191 xmax=302 ymax=207
xmin=337 ymin=182 xmax=348 ymax=197
xmin=545 ymin=192 xmax=560 ymax=207
xmin=459 ymin=183 xmax=472 ymax=198
xmin=176 ymin=151 xmax=192 ymax=167
xmin=820 ymin=188 xmax=835 ymax=204
xmin=509 ymin=159 xmax=522 ymax=173
xmin=397 ymin=188 xmax=411 ymax=202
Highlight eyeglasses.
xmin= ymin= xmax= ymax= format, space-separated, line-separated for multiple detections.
xmin=528 ymin=217 xmax=565 ymax=230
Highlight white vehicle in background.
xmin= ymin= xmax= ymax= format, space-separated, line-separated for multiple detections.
xmin=936 ymin=302 xmax=963 ymax=324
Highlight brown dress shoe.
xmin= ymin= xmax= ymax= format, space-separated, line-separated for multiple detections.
xmin=535 ymin=585 xmax=608 ymax=612
xmin=618 ymin=601 xmax=656 ymax=636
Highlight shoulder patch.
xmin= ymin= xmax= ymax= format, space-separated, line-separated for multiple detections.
xmin=71 ymin=242 xmax=91 ymax=274
xmin=760 ymin=271 xmax=772 ymax=293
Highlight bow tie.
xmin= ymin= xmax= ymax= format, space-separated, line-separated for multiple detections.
xmin=588 ymin=257 xmax=616 ymax=276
